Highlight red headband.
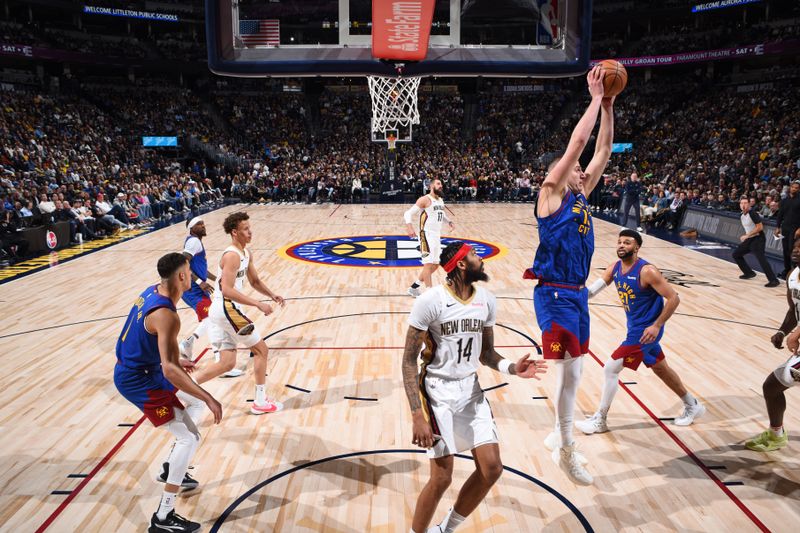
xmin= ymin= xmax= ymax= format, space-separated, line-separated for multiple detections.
xmin=442 ymin=244 xmax=472 ymax=274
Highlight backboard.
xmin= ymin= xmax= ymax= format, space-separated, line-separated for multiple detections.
xmin=206 ymin=0 xmax=592 ymax=78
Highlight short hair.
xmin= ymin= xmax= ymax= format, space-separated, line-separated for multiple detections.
xmin=619 ymin=229 xmax=643 ymax=247
xmin=440 ymin=241 xmax=466 ymax=280
xmin=157 ymin=252 xmax=188 ymax=279
xmin=739 ymin=196 xmax=749 ymax=202
xmin=223 ymin=211 xmax=249 ymax=234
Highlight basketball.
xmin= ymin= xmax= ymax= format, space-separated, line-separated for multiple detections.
xmin=599 ymin=59 xmax=628 ymax=97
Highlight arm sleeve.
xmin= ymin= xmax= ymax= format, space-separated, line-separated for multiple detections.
xmin=403 ymin=204 xmax=421 ymax=224
xmin=749 ymin=210 xmax=762 ymax=224
xmin=183 ymin=237 xmax=203 ymax=256
xmin=408 ymin=292 xmax=440 ymax=330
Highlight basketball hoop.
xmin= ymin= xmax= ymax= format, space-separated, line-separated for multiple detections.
xmin=367 ymin=74 xmax=421 ymax=141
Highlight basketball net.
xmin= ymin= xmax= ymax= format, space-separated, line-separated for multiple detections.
xmin=367 ymin=75 xmax=421 ymax=141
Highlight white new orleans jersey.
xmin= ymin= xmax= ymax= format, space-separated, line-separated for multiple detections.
xmin=420 ymin=194 xmax=446 ymax=235
xmin=408 ymin=284 xmax=497 ymax=380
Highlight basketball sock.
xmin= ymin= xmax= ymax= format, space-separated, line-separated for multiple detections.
xmin=194 ymin=319 xmax=209 ymax=340
xmin=444 ymin=508 xmax=466 ymax=532
xmin=255 ymin=384 xmax=266 ymax=404
xmin=555 ymin=356 xmax=584 ymax=447
xmin=681 ymin=392 xmax=697 ymax=406
xmin=770 ymin=426 xmax=784 ymax=438
xmin=156 ymin=490 xmax=176 ymax=520
xmin=599 ymin=358 xmax=623 ymax=416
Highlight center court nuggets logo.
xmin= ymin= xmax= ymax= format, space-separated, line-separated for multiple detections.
xmin=550 ymin=342 xmax=563 ymax=354
xmin=155 ymin=406 xmax=169 ymax=418
xmin=279 ymin=235 xmax=504 ymax=268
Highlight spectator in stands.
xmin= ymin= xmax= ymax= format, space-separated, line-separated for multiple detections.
xmin=775 ymin=180 xmax=800 ymax=278
xmin=0 ymin=206 xmax=28 ymax=264
xmin=620 ymin=171 xmax=643 ymax=231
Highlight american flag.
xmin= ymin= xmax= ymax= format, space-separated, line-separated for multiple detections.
xmin=239 ymin=20 xmax=280 ymax=46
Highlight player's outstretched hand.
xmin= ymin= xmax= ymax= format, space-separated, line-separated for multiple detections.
xmin=179 ymin=358 xmax=196 ymax=374
xmin=407 ymin=227 xmax=417 ymax=239
xmin=257 ymin=302 xmax=274 ymax=316
xmin=273 ymin=294 xmax=286 ymax=307
xmin=448 ymin=221 xmax=455 ymax=233
xmin=411 ymin=412 xmax=435 ymax=449
xmin=587 ymin=65 xmax=604 ymax=99
xmin=771 ymin=331 xmax=785 ymax=349
xmin=206 ymin=396 xmax=223 ymax=424
xmin=514 ymin=353 xmax=548 ymax=379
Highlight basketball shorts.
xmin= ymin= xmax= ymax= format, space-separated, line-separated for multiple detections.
xmin=534 ymin=285 xmax=590 ymax=359
xmin=420 ymin=374 xmax=498 ymax=459
xmin=774 ymin=353 xmax=800 ymax=388
xmin=419 ymin=230 xmax=442 ymax=266
xmin=612 ymin=327 xmax=666 ymax=370
xmin=182 ymin=286 xmax=212 ymax=321
xmin=114 ymin=364 xmax=183 ymax=427
xmin=208 ymin=298 xmax=262 ymax=350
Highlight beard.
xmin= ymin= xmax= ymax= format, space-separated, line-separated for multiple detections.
xmin=617 ymin=249 xmax=634 ymax=259
xmin=464 ymin=265 xmax=489 ymax=283
xmin=434 ymin=188 xmax=444 ymax=198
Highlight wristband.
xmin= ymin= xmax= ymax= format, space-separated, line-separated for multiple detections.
xmin=775 ymin=331 xmax=786 ymax=338
xmin=498 ymin=359 xmax=513 ymax=375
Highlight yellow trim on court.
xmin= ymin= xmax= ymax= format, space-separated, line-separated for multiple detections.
xmin=0 ymin=229 xmax=148 ymax=283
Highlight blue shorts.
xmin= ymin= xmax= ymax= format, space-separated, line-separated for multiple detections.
xmin=114 ymin=363 xmax=183 ymax=426
xmin=181 ymin=286 xmax=212 ymax=321
xmin=612 ymin=327 xmax=665 ymax=370
xmin=534 ymin=284 xmax=590 ymax=359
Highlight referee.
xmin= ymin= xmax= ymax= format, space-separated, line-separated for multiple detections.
xmin=734 ymin=196 xmax=780 ymax=287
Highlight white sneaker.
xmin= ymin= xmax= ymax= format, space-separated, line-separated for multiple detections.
xmin=544 ymin=431 xmax=588 ymax=465
xmin=575 ymin=413 xmax=609 ymax=435
xmin=250 ymin=399 xmax=283 ymax=415
xmin=553 ymin=444 xmax=593 ymax=485
xmin=222 ymin=368 xmax=245 ymax=378
xmin=179 ymin=337 xmax=194 ymax=360
xmin=425 ymin=526 xmax=444 ymax=533
xmin=674 ymin=401 xmax=705 ymax=426
xmin=407 ymin=286 xmax=422 ymax=297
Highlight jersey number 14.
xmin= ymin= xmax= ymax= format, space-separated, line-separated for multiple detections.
xmin=456 ymin=337 xmax=473 ymax=363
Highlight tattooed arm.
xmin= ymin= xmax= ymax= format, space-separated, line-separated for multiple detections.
xmin=480 ymin=326 xmax=548 ymax=379
xmin=402 ymin=325 xmax=435 ymax=448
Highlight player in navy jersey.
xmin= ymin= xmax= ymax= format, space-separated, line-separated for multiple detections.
xmin=577 ymin=229 xmax=705 ymax=436
xmin=178 ymin=218 xmax=214 ymax=357
xmin=114 ymin=253 xmax=222 ymax=533
xmin=524 ymin=65 xmax=614 ymax=485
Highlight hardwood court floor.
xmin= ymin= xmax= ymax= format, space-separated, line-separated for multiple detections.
xmin=0 ymin=203 xmax=796 ymax=532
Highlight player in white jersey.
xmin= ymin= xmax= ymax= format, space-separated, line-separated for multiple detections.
xmin=746 ymin=238 xmax=800 ymax=452
xmin=402 ymin=241 xmax=548 ymax=533
xmin=191 ymin=212 xmax=286 ymax=415
xmin=405 ymin=179 xmax=455 ymax=297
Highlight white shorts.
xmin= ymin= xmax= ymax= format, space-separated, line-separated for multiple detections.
xmin=774 ymin=353 xmax=800 ymax=388
xmin=421 ymin=374 xmax=498 ymax=459
xmin=208 ymin=298 xmax=262 ymax=351
xmin=419 ymin=231 xmax=442 ymax=266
